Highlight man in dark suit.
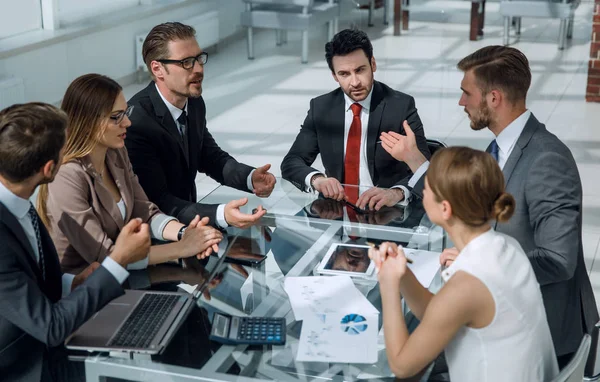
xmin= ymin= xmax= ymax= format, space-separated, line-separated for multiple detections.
xmin=0 ymin=103 xmax=151 ymax=381
xmin=126 ymin=22 xmax=276 ymax=229
xmin=281 ymin=29 xmax=430 ymax=211
xmin=382 ymin=46 xmax=599 ymax=367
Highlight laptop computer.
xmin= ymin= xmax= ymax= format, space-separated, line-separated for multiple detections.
xmin=65 ymin=239 xmax=231 ymax=355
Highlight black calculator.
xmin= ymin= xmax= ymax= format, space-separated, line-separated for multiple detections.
xmin=209 ymin=313 xmax=286 ymax=346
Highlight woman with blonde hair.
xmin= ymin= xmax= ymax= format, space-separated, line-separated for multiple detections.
xmin=370 ymin=147 xmax=558 ymax=381
xmin=38 ymin=73 xmax=222 ymax=274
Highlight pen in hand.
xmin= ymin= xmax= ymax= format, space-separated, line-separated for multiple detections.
xmin=366 ymin=241 xmax=413 ymax=264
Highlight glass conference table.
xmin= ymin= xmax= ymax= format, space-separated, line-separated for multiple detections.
xmin=78 ymin=179 xmax=447 ymax=382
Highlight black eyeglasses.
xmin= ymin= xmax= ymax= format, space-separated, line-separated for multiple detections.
xmin=109 ymin=105 xmax=134 ymax=124
xmin=157 ymin=52 xmax=208 ymax=70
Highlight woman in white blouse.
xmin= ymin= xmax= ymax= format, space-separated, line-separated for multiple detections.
xmin=370 ymin=146 xmax=558 ymax=381
xmin=38 ymin=74 xmax=223 ymax=274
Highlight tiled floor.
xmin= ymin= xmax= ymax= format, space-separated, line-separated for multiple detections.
xmin=124 ymin=0 xmax=600 ymax=304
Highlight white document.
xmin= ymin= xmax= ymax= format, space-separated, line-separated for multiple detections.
xmin=404 ymin=248 xmax=441 ymax=288
xmin=177 ymin=282 xmax=197 ymax=294
xmin=296 ymin=312 xmax=379 ymax=364
xmin=283 ymin=276 xmax=378 ymax=321
xmin=240 ymin=271 xmax=254 ymax=310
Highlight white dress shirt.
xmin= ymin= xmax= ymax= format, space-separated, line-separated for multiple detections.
xmin=441 ymin=229 xmax=558 ymax=381
xmin=494 ymin=110 xmax=530 ymax=169
xmin=0 ymin=181 xmax=128 ymax=298
xmin=410 ymin=109 xmax=532 ymax=184
xmin=155 ymin=84 xmax=256 ymax=228
xmin=304 ymin=88 xmax=410 ymax=204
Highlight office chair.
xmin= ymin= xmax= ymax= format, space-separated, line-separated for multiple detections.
xmin=551 ymin=334 xmax=592 ymax=382
xmin=585 ymin=322 xmax=600 ymax=381
xmin=426 ymin=139 xmax=447 ymax=157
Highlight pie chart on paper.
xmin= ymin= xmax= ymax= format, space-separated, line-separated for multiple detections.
xmin=340 ymin=314 xmax=368 ymax=335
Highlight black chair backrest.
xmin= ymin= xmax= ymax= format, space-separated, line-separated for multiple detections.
xmin=426 ymin=139 xmax=447 ymax=157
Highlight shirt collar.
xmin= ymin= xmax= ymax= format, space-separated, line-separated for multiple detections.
xmin=155 ymin=83 xmax=188 ymax=122
xmin=343 ymin=86 xmax=373 ymax=113
xmin=0 ymin=179 xmax=32 ymax=220
xmin=495 ymin=110 xmax=531 ymax=154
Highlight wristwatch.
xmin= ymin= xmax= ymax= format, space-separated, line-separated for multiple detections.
xmin=177 ymin=225 xmax=187 ymax=241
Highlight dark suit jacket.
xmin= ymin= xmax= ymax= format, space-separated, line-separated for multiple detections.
xmin=281 ymin=81 xmax=430 ymax=191
xmin=410 ymin=113 xmax=599 ymax=356
xmin=126 ymin=82 xmax=254 ymax=226
xmin=0 ymin=202 xmax=124 ymax=381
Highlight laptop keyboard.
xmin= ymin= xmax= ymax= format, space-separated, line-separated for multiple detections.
xmin=108 ymin=293 xmax=180 ymax=349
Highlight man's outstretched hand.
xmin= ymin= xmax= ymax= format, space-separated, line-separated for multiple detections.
xmin=252 ymin=164 xmax=276 ymax=197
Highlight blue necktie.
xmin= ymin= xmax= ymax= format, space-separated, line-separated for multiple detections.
xmin=489 ymin=139 xmax=499 ymax=162
xmin=28 ymin=204 xmax=46 ymax=280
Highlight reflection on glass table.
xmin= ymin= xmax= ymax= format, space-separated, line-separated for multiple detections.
xmin=202 ymin=178 xmax=445 ymax=252
xmin=79 ymin=182 xmax=446 ymax=382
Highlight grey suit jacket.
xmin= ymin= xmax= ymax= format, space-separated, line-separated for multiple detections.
xmin=0 ymin=202 xmax=124 ymax=381
xmin=491 ymin=114 xmax=598 ymax=356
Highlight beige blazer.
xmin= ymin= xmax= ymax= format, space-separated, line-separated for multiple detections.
xmin=47 ymin=147 xmax=162 ymax=274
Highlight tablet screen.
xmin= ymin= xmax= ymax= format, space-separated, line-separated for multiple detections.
xmin=323 ymin=244 xmax=371 ymax=273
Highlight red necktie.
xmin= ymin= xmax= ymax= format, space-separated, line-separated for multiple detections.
xmin=344 ymin=103 xmax=362 ymax=204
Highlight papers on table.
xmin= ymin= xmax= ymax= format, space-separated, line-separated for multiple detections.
xmin=296 ymin=311 xmax=378 ymax=364
xmin=283 ymin=276 xmax=378 ymax=321
xmin=404 ymin=248 xmax=441 ymax=288
xmin=177 ymin=282 xmax=197 ymax=294
xmin=283 ymin=275 xmax=379 ymax=363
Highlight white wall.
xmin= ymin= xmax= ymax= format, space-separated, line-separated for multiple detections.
xmin=217 ymin=0 xmax=245 ymax=44
xmin=0 ymin=0 xmax=245 ymax=105
xmin=0 ymin=0 xmax=42 ymax=39
xmin=58 ymin=0 xmax=140 ymax=26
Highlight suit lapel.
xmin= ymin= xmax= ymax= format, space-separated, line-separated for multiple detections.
xmin=494 ymin=114 xmax=539 ymax=229
xmin=329 ymin=90 xmax=346 ymax=181
xmin=80 ymin=156 xmax=125 ymax=229
xmin=148 ymin=83 xmax=189 ymax=166
xmin=366 ymin=82 xmax=385 ymax=182
xmin=0 ymin=202 xmax=43 ymax=281
xmin=186 ymin=101 xmax=201 ymax=169
xmin=38 ymin=221 xmax=62 ymax=301
xmin=105 ymin=150 xmax=128 ymax=225
xmin=502 ymin=114 xmax=539 ymax=186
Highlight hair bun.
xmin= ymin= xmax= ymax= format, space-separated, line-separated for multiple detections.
xmin=493 ymin=192 xmax=515 ymax=223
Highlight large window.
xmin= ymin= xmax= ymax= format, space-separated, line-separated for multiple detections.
xmin=0 ymin=0 xmax=43 ymax=39
xmin=58 ymin=0 xmax=140 ymax=25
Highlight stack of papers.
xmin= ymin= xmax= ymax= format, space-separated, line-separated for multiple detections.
xmin=283 ymin=276 xmax=379 ymax=364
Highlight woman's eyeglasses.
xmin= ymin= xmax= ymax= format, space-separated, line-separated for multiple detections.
xmin=109 ymin=105 xmax=134 ymax=124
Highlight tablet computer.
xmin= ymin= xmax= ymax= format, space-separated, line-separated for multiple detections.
xmin=316 ymin=243 xmax=375 ymax=278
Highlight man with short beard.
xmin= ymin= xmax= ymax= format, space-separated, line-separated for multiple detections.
xmin=381 ymin=45 xmax=598 ymax=368
xmin=126 ymin=22 xmax=276 ymax=231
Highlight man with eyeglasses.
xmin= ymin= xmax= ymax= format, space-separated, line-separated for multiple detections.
xmin=126 ymin=22 xmax=276 ymax=230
